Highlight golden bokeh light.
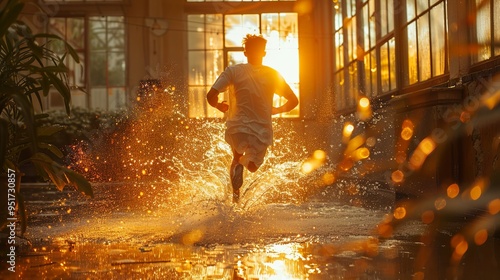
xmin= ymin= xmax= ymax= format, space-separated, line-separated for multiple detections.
xmin=400 ymin=119 xmax=414 ymax=141
xmin=313 ymin=149 xmax=327 ymax=160
xmin=474 ymin=229 xmax=488 ymax=246
xmin=301 ymin=161 xmax=314 ymax=174
xmin=359 ymin=97 xmax=370 ymax=108
xmin=451 ymin=234 xmax=464 ymax=248
xmin=393 ymin=207 xmax=407 ymax=220
xmin=322 ymin=172 xmax=336 ymax=185
xmin=470 ymin=185 xmax=482 ymax=200
xmin=446 ymin=183 xmax=460 ymax=198
xmin=488 ymin=198 xmax=500 ymax=215
xmin=342 ymin=122 xmax=354 ymax=143
xmin=354 ymin=147 xmax=370 ymax=160
xmin=434 ymin=197 xmax=447 ymax=210
xmin=419 ymin=137 xmax=436 ymax=155
xmin=391 ymin=170 xmax=404 ymax=183
xmin=357 ymin=97 xmax=372 ymax=120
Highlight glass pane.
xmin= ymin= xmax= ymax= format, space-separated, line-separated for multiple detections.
xmin=67 ymin=53 xmax=85 ymax=87
xmin=335 ymin=70 xmax=345 ymax=110
xmin=349 ymin=63 xmax=358 ymax=106
xmin=188 ymin=14 xmax=205 ymax=49
xmin=335 ymin=30 xmax=344 ymax=70
xmin=108 ymin=52 xmax=125 ymax=86
xmin=333 ymin=1 xmax=343 ymax=29
xmin=370 ymin=49 xmax=377 ymax=95
xmin=369 ymin=0 xmax=376 ymax=48
xmin=188 ymin=51 xmax=205 ymax=85
xmin=224 ymin=14 xmax=259 ymax=47
xmin=431 ymin=3 xmax=446 ymax=76
xmin=71 ymin=89 xmax=86 ymax=109
xmin=417 ymin=0 xmax=429 ymax=15
xmin=364 ymin=53 xmax=374 ymax=96
xmin=407 ymin=22 xmax=418 ymax=84
xmin=406 ymin=0 xmax=416 ymax=22
xmin=418 ymin=15 xmax=431 ymax=81
xmin=68 ymin=18 xmax=84 ymax=49
xmin=387 ymin=0 xmax=394 ymax=32
xmin=188 ymin=86 xmax=210 ymax=118
xmin=362 ymin=4 xmax=370 ymax=50
xmin=206 ymin=14 xmax=223 ymax=49
xmin=380 ymin=42 xmax=390 ymax=92
xmin=90 ymin=88 xmax=107 ymax=110
xmin=90 ymin=52 xmax=106 ymax=86
xmin=389 ymin=37 xmax=397 ymax=90
xmin=228 ymin=51 xmax=246 ymax=66
xmin=495 ymin=0 xmax=500 ymax=56
xmin=90 ymin=17 xmax=106 ymax=50
xmin=206 ymin=50 xmax=223 ymax=84
xmin=262 ymin=13 xmax=279 ymax=40
xmin=265 ymin=49 xmax=299 ymax=84
xmin=346 ymin=0 xmax=357 ymax=17
xmin=347 ymin=16 xmax=357 ymax=61
xmin=279 ymin=13 xmax=298 ymax=46
xmin=108 ymin=87 xmax=126 ymax=110
xmin=475 ymin=0 xmax=491 ymax=62
xmin=381 ymin=0 xmax=388 ymax=36
xmin=107 ymin=21 xmax=125 ymax=50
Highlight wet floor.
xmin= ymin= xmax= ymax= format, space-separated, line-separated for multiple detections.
xmin=6 ymin=183 xmax=500 ymax=279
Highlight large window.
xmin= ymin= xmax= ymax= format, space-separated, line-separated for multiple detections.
xmin=89 ymin=16 xmax=127 ymax=110
xmin=188 ymin=12 xmax=299 ymax=118
xmin=48 ymin=18 xmax=86 ymax=109
xmin=470 ymin=0 xmax=500 ymax=64
xmin=403 ymin=0 xmax=448 ymax=85
xmin=333 ymin=0 xmax=448 ymax=111
xmin=333 ymin=0 xmax=396 ymax=110
xmin=187 ymin=0 xmax=294 ymax=2
xmin=48 ymin=16 xmax=126 ymax=111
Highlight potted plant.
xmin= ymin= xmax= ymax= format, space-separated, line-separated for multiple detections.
xmin=0 ymin=0 xmax=93 ymax=237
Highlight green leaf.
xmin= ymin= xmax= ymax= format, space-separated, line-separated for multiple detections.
xmin=38 ymin=143 xmax=64 ymax=158
xmin=30 ymin=153 xmax=93 ymax=197
xmin=9 ymin=92 xmax=37 ymax=153
xmin=0 ymin=0 xmax=24 ymax=39
xmin=37 ymin=125 xmax=65 ymax=137
xmin=46 ymin=72 xmax=71 ymax=114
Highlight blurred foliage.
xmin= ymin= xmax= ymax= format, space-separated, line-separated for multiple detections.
xmin=0 ymin=0 xmax=92 ymax=236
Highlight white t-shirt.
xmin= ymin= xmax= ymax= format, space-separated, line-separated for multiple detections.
xmin=212 ymin=63 xmax=286 ymax=146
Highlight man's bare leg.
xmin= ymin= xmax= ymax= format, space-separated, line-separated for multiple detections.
xmin=230 ymin=151 xmax=243 ymax=203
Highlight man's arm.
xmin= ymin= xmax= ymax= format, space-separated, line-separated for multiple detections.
xmin=207 ymin=88 xmax=228 ymax=112
xmin=272 ymin=83 xmax=299 ymax=115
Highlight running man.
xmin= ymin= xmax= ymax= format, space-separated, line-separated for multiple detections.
xmin=206 ymin=34 xmax=299 ymax=202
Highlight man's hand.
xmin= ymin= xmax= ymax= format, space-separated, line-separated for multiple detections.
xmin=216 ymin=101 xmax=229 ymax=112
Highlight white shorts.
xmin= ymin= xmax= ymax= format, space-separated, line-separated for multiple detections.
xmin=225 ymin=132 xmax=268 ymax=168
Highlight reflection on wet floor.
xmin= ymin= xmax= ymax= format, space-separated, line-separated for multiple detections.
xmin=4 ymin=183 xmax=500 ymax=279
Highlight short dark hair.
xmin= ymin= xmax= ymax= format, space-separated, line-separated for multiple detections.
xmin=242 ymin=34 xmax=267 ymax=52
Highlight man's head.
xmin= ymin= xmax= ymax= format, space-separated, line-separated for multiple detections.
xmin=243 ymin=34 xmax=267 ymax=64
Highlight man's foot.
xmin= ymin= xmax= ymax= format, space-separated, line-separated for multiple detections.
xmin=231 ymin=163 xmax=243 ymax=202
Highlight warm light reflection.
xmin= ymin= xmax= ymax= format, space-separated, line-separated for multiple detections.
xmin=357 ymin=97 xmax=372 ymax=120
xmin=409 ymin=137 xmax=436 ymax=169
xmin=400 ymin=119 xmax=414 ymax=141
xmin=488 ymin=199 xmax=500 ymax=215
xmin=446 ymin=183 xmax=460 ymax=198
xmin=342 ymin=122 xmax=354 ymax=143
xmin=474 ymin=229 xmax=488 ymax=246
xmin=434 ymin=197 xmax=447 ymax=210
xmin=391 ymin=170 xmax=404 ymax=183
xmin=393 ymin=207 xmax=406 ymax=219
